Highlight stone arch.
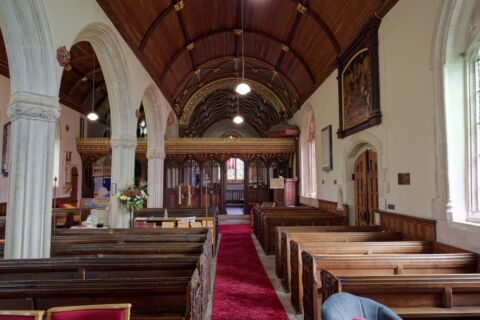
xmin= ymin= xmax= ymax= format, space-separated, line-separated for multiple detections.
xmin=430 ymin=0 xmax=480 ymax=252
xmin=431 ymin=0 xmax=480 ymax=216
xmin=0 ymin=1 xmax=60 ymax=258
xmin=142 ymin=83 xmax=166 ymax=152
xmin=164 ymin=111 xmax=179 ymax=139
xmin=0 ymin=1 xmax=58 ymax=97
xmin=342 ymin=131 xmax=384 ymax=225
xmin=73 ymin=22 xmax=136 ymax=137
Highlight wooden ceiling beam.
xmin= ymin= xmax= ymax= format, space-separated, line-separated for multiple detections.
xmin=275 ymin=5 xmax=303 ymax=71
xmin=175 ymin=5 xmax=195 ymax=69
xmin=172 ymin=56 xmax=299 ymax=101
xmin=68 ymin=69 xmax=104 ymax=97
xmin=286 ymin=0 xmax=341 ymax=54
xmin=139 ymin=1 xmax=176 ymax=51
xmin=159 ymin=28 xmax=315 ymax=84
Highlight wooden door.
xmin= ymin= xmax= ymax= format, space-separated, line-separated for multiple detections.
xmin=354 ymin=152 xmax=368 ymax=226
xmin=367 ymin=151 xmax=379 ymax=224
xmin=354 ymin=150 xmax=378 ymax=226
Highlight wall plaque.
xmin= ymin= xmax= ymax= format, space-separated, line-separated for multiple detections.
xmin=398 ymin=173 xmax=410 ymax=185
xmin=337 ymin=19 xmax=381 ymax=138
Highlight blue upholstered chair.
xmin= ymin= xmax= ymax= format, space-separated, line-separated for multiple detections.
xmin=321 ymin=292 xmax=402 ymax=320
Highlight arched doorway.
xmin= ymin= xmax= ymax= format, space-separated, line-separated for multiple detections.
xmin=354 ymin=149 xmax=378 ymax=226
xmin=225 ymin=157 xmax=245 ymax=215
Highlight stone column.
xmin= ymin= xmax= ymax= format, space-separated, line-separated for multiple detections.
xmin=110 ymin=136 xmax=137 ymax=228
xmin=147 ymin=147 xmax=165 ymax=208
xmin=4 ymin=91 xmax=60 ymax=259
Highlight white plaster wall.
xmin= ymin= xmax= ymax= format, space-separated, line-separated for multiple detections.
xmin=292 ymin=0 xmax=440 ymax=220
xmin=54 ymin=104 xmax=84 ymax=201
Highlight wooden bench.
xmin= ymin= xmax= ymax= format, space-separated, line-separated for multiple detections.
xmin=54 ymin=228 xmax=208 ymax=236
xmin=51 ymin=233 xmax=207 ymax=244
xmin=275 ymin=225 xmax=381 ymax=276
xmin=253 ymin=206 xmax=316 ymax=237
xmin=0 ymin=277 xmax=198 ymax=319
xmin=260 ymin=212 xmax=347 ymax=254
xmin=0 ymin=216 xmax=4 ymax=239
xmin=319 ymin=271 xmax=480 ymax=320
xmin=302 ymin=253 xmax=479 ymax=320
xmin=0 ymin=229 xmax=213 ymax=319
xmin=289 ymin=240 xmax=435 ymax=313
xmin=280 ymin=231 xmax=403 ymax=289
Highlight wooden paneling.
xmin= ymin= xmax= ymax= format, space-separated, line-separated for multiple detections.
xmin=317 ymin=199 xmax=348 ymax=216
xmin=379 ymin=210 xmax=437 ymax=242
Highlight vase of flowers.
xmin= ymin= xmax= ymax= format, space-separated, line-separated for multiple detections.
xmin=113 ymin=182 xmax=149 ymax=227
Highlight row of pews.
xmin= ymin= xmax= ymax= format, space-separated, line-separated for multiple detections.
xmin=254 ymin=203 xmax=480 ymax=320
xmin=253 ymin=200 xmax=348 ymax=254
xmin=0 ymin=227 xmax=214 ymax=320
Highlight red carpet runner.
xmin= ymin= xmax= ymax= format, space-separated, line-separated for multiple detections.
xmin=213 ymin=225 xmax=289 ymax=320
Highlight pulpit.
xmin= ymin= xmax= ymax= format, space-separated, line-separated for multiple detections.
xmin=284 ymin=178 xmax=298 ymax=207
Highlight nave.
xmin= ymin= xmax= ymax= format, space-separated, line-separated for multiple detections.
xmin=0 ymin=0 xmax=479 ymax=319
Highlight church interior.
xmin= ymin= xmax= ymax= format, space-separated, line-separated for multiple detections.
xmin=0 ymin=0 xmax=479 ymax=319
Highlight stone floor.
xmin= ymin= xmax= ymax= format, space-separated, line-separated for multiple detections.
xmin=252 ymin=233 xmax=302 ymax=320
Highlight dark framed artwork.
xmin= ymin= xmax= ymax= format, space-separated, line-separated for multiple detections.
xmin=1 ymin=122 xmax=11 ymax=177
xmin=337 ymin=20 xmax=381 ymax=138
xmin=321 ymin=125 xmax=333 ymax=172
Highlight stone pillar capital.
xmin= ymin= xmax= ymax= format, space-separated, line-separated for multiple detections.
xmin=147 ymin=147 xmax=166 ymax=160
xmin=7 ymin=91 xmax=60 ymax=122
xmin=110 ymin=135 xmax=137 ymax=149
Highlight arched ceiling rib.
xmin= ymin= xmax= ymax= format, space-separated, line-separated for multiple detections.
xmin=97 ymin=0 xmax=398 ymax=118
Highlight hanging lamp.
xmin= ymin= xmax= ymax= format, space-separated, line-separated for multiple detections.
xmin=235 ymin=0 xmax=251 ymax=95
xmin=87 ymin=55 xmax=99 ymax=121
xmin=233 ymin=95 xmax=244 ymax=124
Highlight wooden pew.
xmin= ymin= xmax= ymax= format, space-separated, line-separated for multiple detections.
xmin=0 ymin=229 xmax=213 ymax=319
xmin=54 ymin=228 xmax=208 ymax=236
xmin=0 ymin=277 xmax=197 ymax=319
xmin=280 ymin=232 xmax=403 ymax=289
xmin=275 ymin=225 xmax=381 ymax=276
xmin=51 ymin=242 xmax=205 ymax=258
xmin=0 ymin=216 xmax=4 ymax=239
xmin=320 ymin=271 xmax=480 ymax=320
xmin=260 ymin=212 xmax=347 ymax=254
xmin=289 ymin=240 xmax=435 ymax=313
xmin=253 ymin=206 xmax=315 ymax=237
xmin=51 ymin=233 xmax=207 ymax=244
xmin=302 ymin=253 xmax=479 ymax=320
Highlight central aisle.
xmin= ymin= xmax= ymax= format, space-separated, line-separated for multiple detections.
xmin=212 ymin=225 xmax=289 ymax=320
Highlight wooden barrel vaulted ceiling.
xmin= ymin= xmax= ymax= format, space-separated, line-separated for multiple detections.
xmin=97 ymin=0 xmax=397 ymax=126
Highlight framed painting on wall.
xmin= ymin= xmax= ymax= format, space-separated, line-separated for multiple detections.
xmin=321 ymin=125 xmax=332 ymax=172
xmin=337 ymin=20 xmax=382 ymax=138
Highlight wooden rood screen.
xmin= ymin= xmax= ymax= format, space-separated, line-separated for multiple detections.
xmin=77 ymin=137 xmax=297 ymax=213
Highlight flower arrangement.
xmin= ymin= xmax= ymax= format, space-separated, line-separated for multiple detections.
xmin=113 ymin=182 xmax=149 ymax=210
